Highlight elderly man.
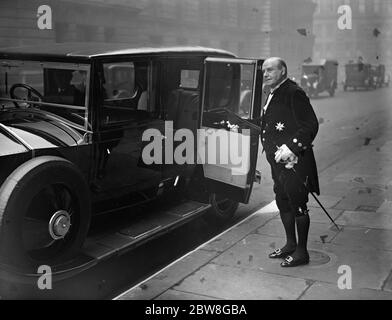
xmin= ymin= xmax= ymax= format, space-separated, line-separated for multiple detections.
xmin=260 ymin=57 xmax=319 ymax=267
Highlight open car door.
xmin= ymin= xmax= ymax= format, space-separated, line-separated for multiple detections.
xmin=198 ymin=57 xmax=263 ymax=204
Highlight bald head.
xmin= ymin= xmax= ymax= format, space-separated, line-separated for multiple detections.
xmin=262 ymin=57 xmax=288 ymax=88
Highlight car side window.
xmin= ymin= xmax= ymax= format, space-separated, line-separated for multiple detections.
xmin=103 ymin=62 xmax=136 ymax=101
xmin=101 ymin=61 xmax=152 ymax=126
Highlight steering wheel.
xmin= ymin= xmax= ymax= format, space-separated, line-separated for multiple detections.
xmin=10 ymin=83 xmax=43 ymax=108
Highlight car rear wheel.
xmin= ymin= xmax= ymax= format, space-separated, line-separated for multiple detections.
xmin=205 ymin=193 xmax=239 ymax=225
xmin=0 ymin=156 xmax=91 ymax=272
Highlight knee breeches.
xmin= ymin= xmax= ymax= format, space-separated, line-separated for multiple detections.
xmin=270 ymin=163 xmax=309 ymax=215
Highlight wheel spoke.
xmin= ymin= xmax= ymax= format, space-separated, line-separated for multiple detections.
xmin=23 ymin=218 xmax=53 ymax=251
xmin=60 ymin=188 xmax=73 ymax=211
xmin=46 ymin=185 xmax=61 ymax=211
xmin=23 ymin=184 xmax=76 ymax=258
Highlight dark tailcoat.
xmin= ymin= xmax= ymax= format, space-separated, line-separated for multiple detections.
xmin=260 ymin=79 xmax=320 ymax=195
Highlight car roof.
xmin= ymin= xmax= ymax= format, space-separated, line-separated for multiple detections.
xmin=303 ymin=59 xmax=338 ymax=67
xmin=345 ymin=62 xmax=371 ymax=66
xmin=0 ymin=42 xmax=236 ymax=61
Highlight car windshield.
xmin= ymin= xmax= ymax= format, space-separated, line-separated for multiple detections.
xmin=0 ymin=59 xmax=90 ymax=130
xmin=302 ymin=65 xmax=320 ymax=75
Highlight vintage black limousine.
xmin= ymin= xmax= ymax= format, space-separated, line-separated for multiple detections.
xmin=0 ymin=43 xmax=263 ymax=275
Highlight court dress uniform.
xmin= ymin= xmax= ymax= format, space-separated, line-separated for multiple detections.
xmin=260 ymin=78 xmax=319 ymax=214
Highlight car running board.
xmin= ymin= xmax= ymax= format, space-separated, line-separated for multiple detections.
xmin=0 ymin=200 xmax=211 ymax=284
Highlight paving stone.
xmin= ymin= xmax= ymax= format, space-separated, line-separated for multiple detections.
xmin=306 ymin=207 xmax=343 ymax=224
xmin=301 ymin=281 xmax=392 ymax=300
xmin=117 ymin=278 xmax=174 ymax=300
xmin=203 ymin=212 xmax=277 ymax=252
xmin=256 ymin=219 xmax=340 ymax=244
xmin=117 ymin=249 xmax=218 ymax=300
xmin=346 ymin=164 xmax=388 ymax=176
xmin=377 ymin=200 xmax=392 ymax=214
xmin=307 ymin=195 xmax=341 ymax=209
xmin=173 ymin=263 xmax=308 ymax=300
xmin=336 ymin=210 xmax=392 ymax=230
xmin=318 ymin=181 xmax=356 ymax=198
xmin=331 ymin=226 xmax=392 ymax=252
xmin=334 ymin=188 xmax=386 ymax=211
xmin=156 ymin=289 xmax=219 ymax=300
xmin=383 ymin=273 xmax=392 ymax=292
xmin=333 ymin=173 xmax=391 ymax=186
xmin=211 ymin=233 xmax=392 ymax=290
xmin=154 ymin=249 xmax=219 ymax=283
xmin=318 ymin=151 xmax=365 ymax=180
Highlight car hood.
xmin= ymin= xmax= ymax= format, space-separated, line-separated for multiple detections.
xmin=302 ymin=74 xmax=318 ymax=81
xmin=0 ymin=114 xmax=83 ymax=154
xmin=0 ymin=131 xmax=29 ymax=156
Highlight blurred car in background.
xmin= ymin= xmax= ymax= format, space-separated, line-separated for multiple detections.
xmin=300 ymin=59 xmax=338 ymax=98
xmin=344 ymin=62 xmax=375 ymax=91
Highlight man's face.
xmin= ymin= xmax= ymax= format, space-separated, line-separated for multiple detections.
xmin=262 ymin=59 xmax=285 ymax=88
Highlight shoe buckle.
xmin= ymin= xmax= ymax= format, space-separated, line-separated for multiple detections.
xmin=285 ymin=256 xmax=293 ymax=263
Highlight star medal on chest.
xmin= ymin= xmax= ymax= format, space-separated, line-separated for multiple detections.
xmin=275 ymin=122 xmax=285 ymax=132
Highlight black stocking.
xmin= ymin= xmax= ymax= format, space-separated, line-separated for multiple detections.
xmin=292 ymin=213 xmax=310 ymax=259
xmin=279 ymin=211 xmax=297 ymax=253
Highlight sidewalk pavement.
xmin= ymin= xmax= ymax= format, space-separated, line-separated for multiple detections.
xmin=117 ymin=127 xmax=392 ymax=300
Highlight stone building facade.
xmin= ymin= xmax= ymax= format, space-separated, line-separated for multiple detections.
xmin=312 ymin=0 xmax=391 ymax=83
xmin=0 ymin=0 xmax=315 ymax=79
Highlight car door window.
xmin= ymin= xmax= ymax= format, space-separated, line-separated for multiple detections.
xmin=101 ymin=61 xmax=151 ymax=126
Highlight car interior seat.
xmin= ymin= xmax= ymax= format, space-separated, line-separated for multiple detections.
xmin=165 ymin=88 xmax=200 ymax=166
xmin=166 ymin=88 xmax=199 ymax=134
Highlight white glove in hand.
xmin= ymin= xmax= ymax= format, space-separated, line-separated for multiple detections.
xmin=274 ymin=144 xmax=295 ymax=163
xmin=284 ymin=154 xmax=298 ymax=169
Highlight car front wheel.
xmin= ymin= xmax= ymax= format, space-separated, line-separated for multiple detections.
xmin=0 ymin=156 xmax=91 ymax=272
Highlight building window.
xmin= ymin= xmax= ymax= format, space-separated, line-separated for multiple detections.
xmin=177 ymin=37 xmax=188 ymax=45
xmin=220 ymin=40 xmax=229 ymax=50
xmin=200 ymin=39 xmax=210 ymax=47
xmin=333 ymin=0 xmax=340 ymax=11
xmin=150 ymin=35 xmax=163 ymax=45
xmin=374 ymin=0 xmax=380 ymax=13
xmin=328 ymin=0 xmax=334 ymax=12
xmin=104 ymin=27 xmax=115 ymax=43
xmin=313 ymin=0 xmax=321 ymax=14
xmin=160 ymin=0 xmax=176 ymax=19
xmin=76 ymin=24 xmax=95 ymax=42
xmin=163 ymin=35 xmax=177 ymax=45
xmin=208 ymin=0 xmax=220 ymax=25
xmin=221 ymin=0 xmax=238 ymax=27
xmin=55 ymin=23 xmax=68 ymax=43
xmin=238 ymin=41 xmax=245 ymax=55
xmin=359 ymin=0 xmax=365 ymax=13
xmin=183 ymin=0 xmax=199 ymax=22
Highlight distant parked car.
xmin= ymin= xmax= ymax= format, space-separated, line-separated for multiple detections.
xmin=344 ymin=62 xmax=375 ymax=91
xmin=372 ymin=64 xmax=389 ymax=87
xmin=300 ymin=59 xmax=338 ymax=98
